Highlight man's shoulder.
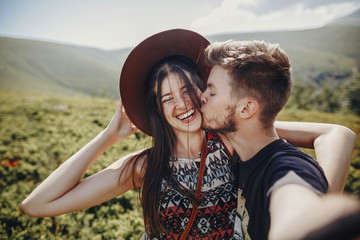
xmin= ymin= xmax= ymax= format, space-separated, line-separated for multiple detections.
xmin=267 ymin=139 xmax=316 ymax=165
xmin=239 ymin=139 xmax=313 ymax=171
xmin=263 ymin=140 xmax=328 ymax=194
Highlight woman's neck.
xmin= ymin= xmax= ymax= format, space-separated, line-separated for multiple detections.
xmin=174 ymin=130 xmax=204 ymax=159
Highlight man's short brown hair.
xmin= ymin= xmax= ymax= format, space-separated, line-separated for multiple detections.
xmin=204 ymin=40 xmax=292 ymax=129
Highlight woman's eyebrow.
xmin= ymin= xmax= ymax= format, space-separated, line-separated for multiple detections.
xmin=161 ymin=85 xmax=189 ymax=99
xmin=161 ymin=92 xmax=171 ymax=99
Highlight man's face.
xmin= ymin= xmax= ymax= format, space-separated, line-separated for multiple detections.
xmin=200 ymin=65 xmax=237 ymax=134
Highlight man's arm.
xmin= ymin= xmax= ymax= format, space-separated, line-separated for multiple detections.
xmin=275 ymin=121 xmax=356 ymax=192
xmin=269 ymin=184 xmax=360 ymax=240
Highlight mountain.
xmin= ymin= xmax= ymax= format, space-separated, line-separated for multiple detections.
xmin=326 ymin=9 xmax=360 ymax=27
xmin=1 ymin=10 xmax=359 ymax=97
xmin=0 ymin=38 xmax=130 ymax=98
xmin=207 ymin=28 xmax=359 ymax=85
xmin=207 ymin=9 xmax=360 ymax=85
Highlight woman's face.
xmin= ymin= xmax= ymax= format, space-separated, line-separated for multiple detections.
xmin=159 ymin=72 xmax=202 ymax=136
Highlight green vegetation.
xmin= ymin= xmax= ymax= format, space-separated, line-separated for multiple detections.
xmin=0 ymin=90 xmax=150 ymax=239
xmin=287 ymin=73 xmax=360 ymax=116
xmin=1 ymin=90 xmax=359 ymax=239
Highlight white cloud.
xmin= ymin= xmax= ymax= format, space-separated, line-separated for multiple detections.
xmin=1 ymin=0 xmax=359 ymax=49
xmin=191 ymin=0 xmax=360 ymax=34
xmin=222 ymin=0 xmax=259 ymax=8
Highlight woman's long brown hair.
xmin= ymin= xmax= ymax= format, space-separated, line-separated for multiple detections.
xmin=125 ymin=55 xmax=206 ymax=237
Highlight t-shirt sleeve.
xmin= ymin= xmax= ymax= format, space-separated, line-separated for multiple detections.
xmin=266 ymin=170 xmax=325 ymax=198
xmin=265 ymin=155 xmax=328 ymax=199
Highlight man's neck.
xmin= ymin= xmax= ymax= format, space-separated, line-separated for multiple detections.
xmin=226 ymin=125 xmax=279 ymax=161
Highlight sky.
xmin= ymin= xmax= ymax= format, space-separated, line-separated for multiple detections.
xmin=0 ymin=0 xmax=359 ymax=50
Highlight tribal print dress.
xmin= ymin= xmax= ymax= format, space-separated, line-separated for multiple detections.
xmin=154 ymin=131 xmax=239 ymax=239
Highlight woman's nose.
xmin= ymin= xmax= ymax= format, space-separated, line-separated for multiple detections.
xmin=175 ymin=97 xmax=187 ymax=109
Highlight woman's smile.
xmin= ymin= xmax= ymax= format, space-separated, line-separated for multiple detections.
xmin=176 ymin=108 xmax=196 ymax=121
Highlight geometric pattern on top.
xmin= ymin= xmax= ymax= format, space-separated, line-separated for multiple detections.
xmin=155 ymin=131 xmax=238 ymax=239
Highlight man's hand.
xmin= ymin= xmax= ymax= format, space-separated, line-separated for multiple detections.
xmin=269 ymin=184 xmax=360 ymax=240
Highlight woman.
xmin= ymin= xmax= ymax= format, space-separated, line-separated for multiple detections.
xmin=21 ymin=29 xmax=354 ymax=239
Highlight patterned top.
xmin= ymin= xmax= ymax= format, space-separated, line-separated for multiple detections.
xmin=152 ymin=131 xmax=238 ymax=239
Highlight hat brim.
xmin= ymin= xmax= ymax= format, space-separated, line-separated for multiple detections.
xmin=119 ymin=29 xmax=210 ymax=136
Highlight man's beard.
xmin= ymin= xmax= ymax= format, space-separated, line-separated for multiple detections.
xmin=201 ymin=104 xmax=237 ymax=134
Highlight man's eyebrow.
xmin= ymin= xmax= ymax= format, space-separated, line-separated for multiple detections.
xmin=207 ymin=83 xmax=215 ymax=89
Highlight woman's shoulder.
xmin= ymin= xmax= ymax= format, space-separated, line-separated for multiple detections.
xmin=112 ymin=148 xmax=150 ymax=187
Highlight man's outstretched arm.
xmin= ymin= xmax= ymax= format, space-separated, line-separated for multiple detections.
xmin=269 ymin=184 xmax=360 ymax=240
xmin=275 ymin=121 xmax=356 ymax=193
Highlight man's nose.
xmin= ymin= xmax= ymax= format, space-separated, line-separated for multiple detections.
xmin=200 ymin=92 xmax=207 ymax=104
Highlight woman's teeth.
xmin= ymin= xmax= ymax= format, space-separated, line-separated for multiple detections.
xmin=176 ymin=109 xmax=195 ymax=120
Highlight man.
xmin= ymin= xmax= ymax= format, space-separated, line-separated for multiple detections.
xmin=200 ymin=40 xmax=359 ymax=239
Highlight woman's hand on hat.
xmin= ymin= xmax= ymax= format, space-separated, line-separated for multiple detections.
xmin=104 ymin=101 xmax=138 ymax=142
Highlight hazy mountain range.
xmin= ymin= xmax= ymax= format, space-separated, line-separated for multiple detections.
xmin=0 ymin=9 xmax=359 ymax=98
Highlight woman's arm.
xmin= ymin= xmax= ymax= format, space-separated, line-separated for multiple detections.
xmin=275 ymin=121 xmax=356 ymax=193
xmin=21 ymin=103 xmax=144 ymax=217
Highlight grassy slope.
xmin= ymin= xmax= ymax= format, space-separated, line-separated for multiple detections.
xmin=0 ymin=37 xmax=130 ymax=98
xmin=0 ymin=90 xmax=148 ymax=239
xmin=0 ymin=90 xmax=359 ymax=238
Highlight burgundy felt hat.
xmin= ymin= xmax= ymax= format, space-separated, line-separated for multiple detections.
xmin=119 ymin=29 xmax=210 ymax=136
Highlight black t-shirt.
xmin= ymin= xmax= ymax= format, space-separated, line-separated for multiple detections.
xmin=235 ymin=139 xmax=328 ymax=240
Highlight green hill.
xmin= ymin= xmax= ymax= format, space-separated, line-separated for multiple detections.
xmin=0 ymin=9 xmax=359 ymax=97
xmin=0 ymin=38 xmax=130 ymax=98
xmin=207 ymin=26 xmax=360 ymax=86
